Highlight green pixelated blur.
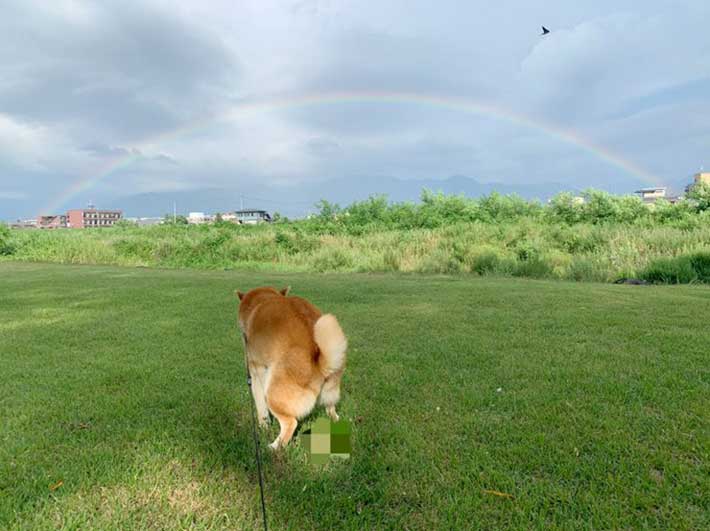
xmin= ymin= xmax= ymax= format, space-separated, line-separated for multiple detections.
xmin=300 ymin=417 xmax=351 ymax=463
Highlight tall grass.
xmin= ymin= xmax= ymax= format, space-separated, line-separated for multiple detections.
xmin=4 ymin=188 xmax=710 ymax=282
xmin=5 ymin=217 xmax=710 ymax=283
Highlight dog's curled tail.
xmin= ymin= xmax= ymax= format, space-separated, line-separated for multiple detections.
xmin=314 ymin=314 xmax=347 ymax=377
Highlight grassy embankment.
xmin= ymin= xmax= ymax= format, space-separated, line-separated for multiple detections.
xmin=4 ymin=220 xmax=710 ymax=283
xmin=3 ymin=191 xmax=710 ymax=283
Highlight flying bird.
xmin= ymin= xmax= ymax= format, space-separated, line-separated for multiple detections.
xmin=541 ymin=26 xmax=550 ymax=36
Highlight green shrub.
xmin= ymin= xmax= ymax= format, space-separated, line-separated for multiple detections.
xmin=567 ymin=256 xmax=609 ymax=283
xmin=382 ymin=248 xmax=401 ymax=271
xmin=274 ymin=231 xmax=321 ymax=255
xmin=551 ymin=225 xmax=607 ymax=255
xmin=547 ymin=192 xmax=583 ymax=224
xmin=224 ymin=239 xmax=278 ymax=264
xmin=651 ymin=199 xmax=693 ymax=224
xmin=582 ymin=189 xmax=618 ymax=224
xmin=274 ymin=231 xmax=292 ymax=249
xmin=310 ymin=247 xmax=353 ymax=272
xmin=0 ymin=224 xmax=15 ymax=255
xmin=514 ymin=241 xmax=542 ymax=262
xmin=640 ymin=256 xmax=697 ymax=284
xmin=512 ymin=256 xmax=553 ymax=279
xmin=416 ymin=248 xmax=463 ymax=274
xmin=153 ymin=239 xmax=178 ymax=262
xmin=686 ymin=182 xmax=710 ymax=211
xmin=471 ymin=252 xmax=500 ymax=275
xmin=688 ymin=252 xmax=710 ymax=282
xmin=615 ymin=195 xmax=648 ymax=223
xmin=111 ymin=237 xmax=154 ymax=261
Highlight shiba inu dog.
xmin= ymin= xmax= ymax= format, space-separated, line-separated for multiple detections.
xmin=236 ymin=286 xmax=347 ymax=449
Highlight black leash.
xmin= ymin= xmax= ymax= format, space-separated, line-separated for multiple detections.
xmin=243 ymin=335 xmax=268 ymax=531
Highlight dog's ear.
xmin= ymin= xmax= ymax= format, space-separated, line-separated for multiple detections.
xmin=280 ymin=286 xmax=291 ymax=296
xmin=236 ymin=290 xmax=245 ymax=300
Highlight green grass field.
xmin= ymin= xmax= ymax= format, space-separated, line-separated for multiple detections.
xmin=1 ymin=263 xmax=708 ymax=529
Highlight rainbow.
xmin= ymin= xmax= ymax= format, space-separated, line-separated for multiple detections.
xmin=43 ymin=91 xmax=660 ymax=213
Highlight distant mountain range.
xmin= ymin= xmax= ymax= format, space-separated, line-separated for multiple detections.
xmin=5 ymin=173 xmax=689 ymax=221
xmin=107 ymin=175 xmax=614 ymax=218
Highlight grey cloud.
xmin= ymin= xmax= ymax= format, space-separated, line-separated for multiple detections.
xmin=80 ymin=143 xmax=178 ymax=165
xmin=516 ymin=9 xmax=710 ymax=124
xmin=81 ymin=143 xmax=142 ymax=158
xmin=306 ymin=138 xmax=340 ymax=155
xmin=0 ymin=0 xmax=240 ymax=141
xmin=612 ymin=77 xmax=710 ymax=120
xmin=283 ymin=28 xmax=502 ymax=136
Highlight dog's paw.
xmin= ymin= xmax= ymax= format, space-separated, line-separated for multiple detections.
xmin=258 ymin=417 xmax=270 ymax=429
xmin=326 ymin=406 xmax=340 ymax=422
xmin=268 ymin=439 xmax=280 ymax=450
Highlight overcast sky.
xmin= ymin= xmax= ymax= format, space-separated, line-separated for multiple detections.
xmin=1 ymin=0 xmax=709 ymax=218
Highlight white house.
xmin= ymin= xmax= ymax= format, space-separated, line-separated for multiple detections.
xmin=187 ymin=212 xmax=208 ymax=224
xmin=232 ymin=210 xmax=272 ymax=224
xmin=635 ymin=187 xmax=667 ymax=203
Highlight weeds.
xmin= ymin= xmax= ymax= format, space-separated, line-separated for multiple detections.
xmin=5 ymin=190 xmax=710 ymax=283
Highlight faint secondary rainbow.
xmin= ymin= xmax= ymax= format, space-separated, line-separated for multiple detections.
xmin=43 ymin=91 xmax=660 ymax=213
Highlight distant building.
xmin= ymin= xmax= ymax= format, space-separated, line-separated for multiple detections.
xmin=67 ymin=207 xmax=122 ymax=228
xmin=233 ymin=209 xmax=272 ymax=224
xmin=11 ymin=218 xmax=38 ymax=229
xmin=187 ymin=212 xmax=209 ymax=224
xmin=126 ymin=217 xmax=163 ymax=226
xmin=37 ymin=215 xmax=67 ymax=229
xmin=635 ymin=187 xmax=667 ymax=203
xmin=686 ymin=172 xmax=710 ymax=194
xmin=219 ymin=212 xmax=239 ymax=223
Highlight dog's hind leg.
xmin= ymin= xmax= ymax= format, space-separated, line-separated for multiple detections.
xmin=318 ymin=371 xmax=343 ymax=422
xmin=269 ymin=413 xmax=298 ymax=450
xmin=249 ymin=365 xmax=270 ymax=428
xmin=266 ymin=369 xmax=317 ymax=449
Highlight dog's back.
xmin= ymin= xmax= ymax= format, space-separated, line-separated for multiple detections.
xmin=237 ymin=287 xmax=347 ymax=448
xmin=245 ymin=294 xmax=321 ymax=382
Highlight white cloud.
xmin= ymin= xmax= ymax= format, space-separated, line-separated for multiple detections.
xmin=517 ymin=9 xmax=710 ymax=123
xmin=0 ymin=113 xmax=84 ymax=173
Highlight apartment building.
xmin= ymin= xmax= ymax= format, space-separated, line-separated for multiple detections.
xmin=67 ymin=208 xmax=122 ymax=228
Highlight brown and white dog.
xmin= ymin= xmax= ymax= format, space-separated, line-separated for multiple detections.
xmin=236 ymin=286 xmax=347 ymax=449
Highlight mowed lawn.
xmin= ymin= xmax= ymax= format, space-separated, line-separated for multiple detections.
xmin=1 ymin=263 xmax=708 ymax=530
